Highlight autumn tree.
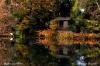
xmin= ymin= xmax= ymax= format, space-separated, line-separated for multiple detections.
xmin=5 ymin=0 xmax=59 ymax=29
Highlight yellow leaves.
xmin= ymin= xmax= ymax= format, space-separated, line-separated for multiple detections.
xmin=86 ymin=48 xmax=100 ymax=58
xmin=31 ymin=0 xmax=57 ymax=12
xmin=72 ymin=0 xmax=79 ymax=12
xmin=22 ymin=20 xmax=29 ymax=25
xmin=49 ymin=45 xmax=57 ymax=55
xmin=16 ymin=0 xmax=26 ymax=2
xmin=19 ymin=17 xmax=29 ymax=31
xmin=49 ymin=19 xmax=58 ymax=30
xmin=16 ymin=44 xmax=29 ymax=56
xmin=19 ymin=25 xmax=25 ymax=31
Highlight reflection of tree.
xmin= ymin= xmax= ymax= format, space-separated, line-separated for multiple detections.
xmin=0 ymin=40 xmax=15 ymax=66
xmin=14 ymin=43 xmax=56 ymax=66
xmin=4 ymin=0 xmax=100 ymax=66
xmin=67 ymin=44 xmax=100 ymax=65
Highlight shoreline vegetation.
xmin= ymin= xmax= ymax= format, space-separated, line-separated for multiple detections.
xmin=0 ymin=0 xmax=100 ymax=66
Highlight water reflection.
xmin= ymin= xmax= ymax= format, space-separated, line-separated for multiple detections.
xmin=76 ymin=56 xmax=86 ymax=66
xmin=0 ymin=31 xmax=100 ymax=66
xmin=36 ymin=28 xmax=100 ymax=66
xmin=0 ymin=21 xmax=100 ymax=66
xmin=0 ymin=39 xmax=15 ymax=65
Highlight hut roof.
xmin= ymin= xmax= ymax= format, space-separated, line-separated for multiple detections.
xmin=56 ymin=17 xmax=70 ymax=21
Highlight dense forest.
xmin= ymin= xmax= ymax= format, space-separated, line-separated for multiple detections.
xmin=0 ymin=0 xmax=100 ymax=66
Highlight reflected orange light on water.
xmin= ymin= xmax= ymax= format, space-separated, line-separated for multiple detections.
xmin=37 ymin=30 xmax=99 ymax=46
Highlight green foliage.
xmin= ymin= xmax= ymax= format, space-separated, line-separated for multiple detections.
xmin=4 ymin=0 xmax=100 ymax=66
xmin=71 ymin=0 xmax=100 ymax=33
xmin=16 ymin=44 xmax=29 ymax=56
